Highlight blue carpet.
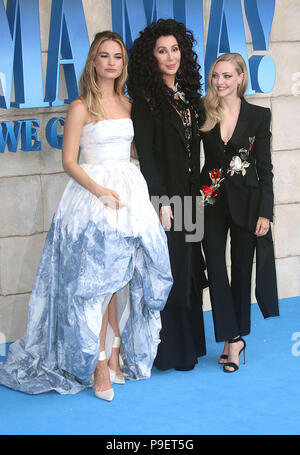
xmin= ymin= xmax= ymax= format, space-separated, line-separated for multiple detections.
xmin=0 ymin=297 xmax=299 ymax=435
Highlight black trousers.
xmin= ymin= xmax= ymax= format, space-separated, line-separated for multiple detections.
xmin=203 ymin=199 xmax=256 ymax=342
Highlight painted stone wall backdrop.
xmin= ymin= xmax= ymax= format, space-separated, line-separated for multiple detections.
xmin=0 ymin=1 xmax=299 ymax=342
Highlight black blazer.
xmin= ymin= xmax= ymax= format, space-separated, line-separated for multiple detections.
xmin=200 ymin=97 xmax=274 ymax=232
xmin=131 ymin=96 xmax=201 ymax=201
xmin=201 ymin=97 xmax=279 ymax=319
xmin=131 ymin=96 xmax=208 ymax=307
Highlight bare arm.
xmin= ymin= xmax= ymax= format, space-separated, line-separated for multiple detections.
xmin=62 ymin=99 xmax=101 ymax=196
xmin=62 ymin=99 xmax=124 ymax=209
xmin=130 ymin=141 xmax=138 ymax=159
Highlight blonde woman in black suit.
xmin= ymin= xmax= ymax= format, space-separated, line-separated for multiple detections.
xmin=200 ymin=53 xmax=279 ymax=373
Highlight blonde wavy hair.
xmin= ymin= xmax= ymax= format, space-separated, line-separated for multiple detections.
xmin=79 ymin=31 xmax=128 ymax=122
xmin=201 ymin=53 xmax=248 ymax=132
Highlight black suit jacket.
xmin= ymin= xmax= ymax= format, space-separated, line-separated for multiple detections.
xmin=200 ymin=97 xmax=273 ymax=232
xmin=201 ymin=97 xmax=279 ymax=318
xmin=131 ymin=96 xmax=208 ymax=307
xmin=132 ymin=96 xmax=201 ymax=201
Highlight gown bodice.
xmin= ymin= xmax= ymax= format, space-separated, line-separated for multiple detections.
xmin=79 ymin=118 xmax=134 ymax=165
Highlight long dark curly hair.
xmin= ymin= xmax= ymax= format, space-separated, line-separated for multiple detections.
xmin=127 ymin=18 xmax=202 ymax=115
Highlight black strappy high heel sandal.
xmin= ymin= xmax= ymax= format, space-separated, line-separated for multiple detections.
xmin=223 ymin=336 xmax=246 ymax=373
xmin=218 ymin=354 xmax=228 ymax=364
xmin=218 ymin=341 xmax=229 ymax=364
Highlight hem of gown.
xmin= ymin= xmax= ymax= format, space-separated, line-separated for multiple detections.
xmin=0 ymin=259 xmax=166 ymax=395
xmin=0 ymin=161 xmax=173 ymax=395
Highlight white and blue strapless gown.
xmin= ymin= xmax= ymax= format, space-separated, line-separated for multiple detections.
xmin=0 ymin=119 xmax=173 ymax=394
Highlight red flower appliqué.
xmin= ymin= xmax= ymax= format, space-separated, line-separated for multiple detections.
xmin=200 ymin=169 xmax=224 ymax=205
xmin=202 ymin=185 xmax=213 ymax=197
xmin=209 ymin=169 xmax=221 ymax=180
xmin=211 ymin=188 xmax=220 ymax=198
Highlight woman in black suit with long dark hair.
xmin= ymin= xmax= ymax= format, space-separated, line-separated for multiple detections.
xmin=127 ymin=19 xmax=208 ymax=371
xmin=200 ymin=53 xmax=279 ymax=372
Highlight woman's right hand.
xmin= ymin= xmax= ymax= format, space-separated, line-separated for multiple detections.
xmin=96 ymin=185 xmax=125 ymax=210
xmin=159 ymin=205 xmax=173 ymax=230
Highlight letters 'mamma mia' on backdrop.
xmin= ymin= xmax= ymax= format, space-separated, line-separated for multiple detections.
xmin=0 ymin=0 xmax=276 ymax=153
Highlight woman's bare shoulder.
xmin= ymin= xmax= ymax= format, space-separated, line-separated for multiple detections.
xmin=121 ymin=95 xmax=133 ymax=113
xmin=68 ymin=97 xmax=87 ymax=113
xmin=67 ymin=98 xmax=90 ymax=124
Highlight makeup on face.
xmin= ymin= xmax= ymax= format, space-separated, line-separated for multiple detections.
xmin=153 ymin=35 xmax=181 ymax=78
xmin=211 ymin=61 xmax=243 ymax=98
xmin=94 ymin=39 xmax=124 ymax=81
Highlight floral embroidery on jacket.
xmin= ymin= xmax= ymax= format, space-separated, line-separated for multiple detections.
xmin=200 ymin=168 xmax=224 ymax=205
xmin=201 ymin=137 xmax=256 ymax=206
xmin=227 ymin=136 xmax=255 ymax=176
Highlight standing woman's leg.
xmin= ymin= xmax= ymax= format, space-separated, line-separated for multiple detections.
xmin=203 ymin=205 xmax=240 ymax=342
xmin=94 ymin=304 xmax=112 ymax=393
xmin=107 ymin=293 xmax=123 ymax=378
xmin=224 ymin=222 xmax=256 ymax=372
xmin=230 ymin=222 xmax=256 ymax=337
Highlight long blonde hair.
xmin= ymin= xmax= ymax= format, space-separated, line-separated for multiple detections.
xmin=79 ymin=31 xmax=128 ymax=122
xmin=201 ymin=53 xmax=248 ymax=132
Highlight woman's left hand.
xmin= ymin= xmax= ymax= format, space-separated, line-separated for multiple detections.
xmin=160 ymin=205 xmax=173 ymax=230
xmin=255 ymin=217 xmax=270 ymax=236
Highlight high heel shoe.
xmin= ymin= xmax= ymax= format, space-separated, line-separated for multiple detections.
xmin=218 ymin=354 xmax=228 ymax=364
xmin=108 ymin=336 xmax=125 ymax=385
xmin=94 ymin=350 xmax=114 ymax=401
xmin=218 ymin=341 xmax=229 ymax=364
xmin=223 ymin=336 xmax=246 ymax=373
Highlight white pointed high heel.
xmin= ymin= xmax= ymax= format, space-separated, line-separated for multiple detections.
xmin=94 ymin=350 xmax=114 ymax=401
xmin=109 ymin=336 xmax=125 ymax=385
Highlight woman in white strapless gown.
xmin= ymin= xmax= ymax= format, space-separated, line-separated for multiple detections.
xmin=0 ymin=32 xmax=172 ymax=399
